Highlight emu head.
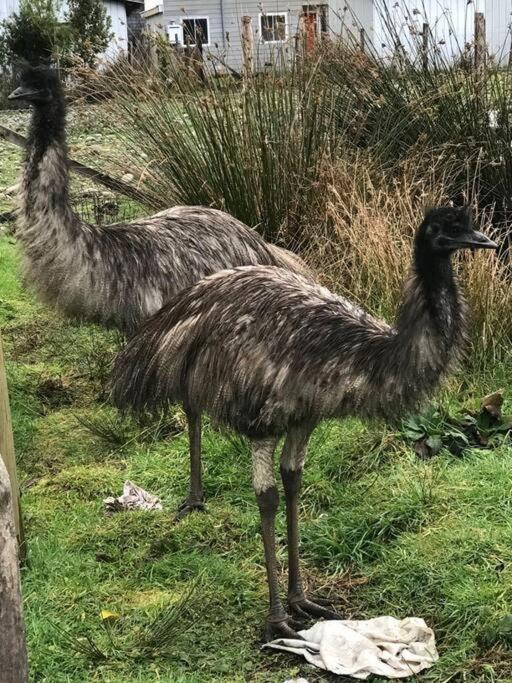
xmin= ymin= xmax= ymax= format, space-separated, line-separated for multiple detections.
xmin=9 ymin=66 xmax=60 ymax=105
xmin=417 ymin=206 xmax=497 ymax=254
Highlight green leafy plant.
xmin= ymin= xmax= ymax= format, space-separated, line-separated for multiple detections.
xmin=0 ymin=0 xmax=68 ymax=67
xmin=65 ymin=0 xmax=112 ymax=68
xmin=402 ymin=393 xmax=511 ymax=459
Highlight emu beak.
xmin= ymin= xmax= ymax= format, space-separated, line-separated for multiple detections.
xmin=449 ymin=230 xmax=498 ymax=250
xmin=8 ymin=86 xmax=41 ymax=100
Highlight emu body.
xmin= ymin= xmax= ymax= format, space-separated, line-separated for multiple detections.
xmin=11 ymin=68 xmax=310 ymax=337
xmin=111 ymin=206 xmax=496 ymax=634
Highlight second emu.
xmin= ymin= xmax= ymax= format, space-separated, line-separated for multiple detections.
xmin=111 ymin=207 xmax=497 ymax=637
xmin=9 ymin=66 xmax=310 ymax=517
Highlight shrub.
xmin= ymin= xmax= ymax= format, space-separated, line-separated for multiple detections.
xmin=65 ymin=0 xmax=112 ymax=68
xmin=0 ymin=0 xmax=68 ymax=67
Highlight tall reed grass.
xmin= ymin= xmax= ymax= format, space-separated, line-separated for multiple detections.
xmin=84 ymin=47 xmax=339 ymax=248
xmin=307 ymin=155 xmax=512 ymax=362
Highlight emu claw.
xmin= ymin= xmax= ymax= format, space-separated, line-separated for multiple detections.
xmin=264 ymin=617 xmax=305 ymax=642
xmin=289 ymin=596 xmax=341 ymax=621
xmin=173 ymin=498 xmax=205 ymax=521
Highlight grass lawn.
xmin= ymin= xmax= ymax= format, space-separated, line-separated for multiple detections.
xmin=1 ymin=104 xmax=512 ymax=682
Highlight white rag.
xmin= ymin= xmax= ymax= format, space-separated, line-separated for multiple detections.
xmin=103 ymin=480 xmax=162 ymax=514
xmin=264 ymin=616 xmax=438 ymax=679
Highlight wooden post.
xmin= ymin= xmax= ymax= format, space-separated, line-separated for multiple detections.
xmin=422 ymin=22 xmax=429 ymax=71
xmin=241 ymin=16 xmax=254 ymax=78
xmin=0 ymin=334 xmax=23 ymax=552
xmin=359 ymin=27 xmax=366 ymax=53
xmin=295 ymin=12 xmax=306 ymax=58
xmin=0 ymin=456 xmax=29 ymax=682
xmin=474 ymin=12 xmax=486 ymax=74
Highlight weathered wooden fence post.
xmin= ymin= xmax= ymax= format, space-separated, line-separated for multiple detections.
xmin=0 ymin=338 xmax=28 ymax=683
xmin=0 ymin=333 xmax=23 ymax=551
xmin=295 ymin=12 xmax=306 ymax=60
xmin=474 ymin=12 xmax=486 ymax=75
xmin=422 ymin=22 xmax=429 ymax=71
xmin=359 ymin=27 xmax=366 ymax=53
xmin=0 ymin=457 xmax=28 ymax=683
xmin=241 ymin=16 xmax=254 ymax=78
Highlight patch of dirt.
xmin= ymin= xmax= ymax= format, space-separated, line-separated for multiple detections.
xmin=36 ymin=376 xmax=74 ymax=410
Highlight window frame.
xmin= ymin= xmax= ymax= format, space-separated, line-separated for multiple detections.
xmin=181 ymin=16 xmax=210 ymax=47
xmin=259 ymin=12 xmax=288 ymax=44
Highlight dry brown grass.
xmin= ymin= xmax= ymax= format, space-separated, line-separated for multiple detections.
xmin=304 ymin=155 xmax=512 ymax=362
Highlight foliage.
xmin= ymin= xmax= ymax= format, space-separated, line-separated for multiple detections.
xmin=0 ymin=0 xmax=112 ymax=71
xmin=0 ymin=0 xmax=67 ymax=67
xmin=65 ymin=0 xmax=112 ymax=68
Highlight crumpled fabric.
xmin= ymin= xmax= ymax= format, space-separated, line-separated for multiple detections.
xmin=264 ymin=617 xmax=438 ymax=679
xmin=103 ymin=480 xmax=162 ymax=514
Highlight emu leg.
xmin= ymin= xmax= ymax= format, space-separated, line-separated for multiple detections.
xmin=175 ymin=412 xmax=205 ymax=520
xmin=251 ymin=439 xmax=301 ymax=640
xmin=281 ymin=428 xmax=340 ymax=622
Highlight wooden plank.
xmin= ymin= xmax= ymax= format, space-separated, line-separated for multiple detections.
xmin=0 ymin=455 xmax=28 ymax=683
xmin=0 ymin=124 xmax=153 ymax=208
xmin=0 ymin=333 xmax=23 ymax=551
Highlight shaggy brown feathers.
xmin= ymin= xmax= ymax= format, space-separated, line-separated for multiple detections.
xmin=110 ymin=209 xmax=474 ymax=438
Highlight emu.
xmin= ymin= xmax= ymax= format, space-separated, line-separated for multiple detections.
xmin=9 ymin=66 xmax=309 ymax=517
xmin=111 ymin=207 xmax=496 ymax=637
xmin=8 ymin=66 xmax=309 ymax=337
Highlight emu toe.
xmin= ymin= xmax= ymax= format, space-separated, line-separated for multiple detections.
xmin=173 ymin=497 xmax=205 ymax=521
xmin=264 ymin=616 xmax=305 ymax=642
xmin=289 ymin=596 xmax=341 ymax=621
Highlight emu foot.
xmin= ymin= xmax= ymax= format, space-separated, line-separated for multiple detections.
xmin=173 ymin=496 xmax=205 ymax=522
xmin=264 ymin=615 xmax=305 ymax=642
xmin=288 ymin=594 xmax=341 ymax=621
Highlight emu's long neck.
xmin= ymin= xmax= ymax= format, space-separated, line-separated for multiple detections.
xmin=347 ymin=246 xmax=466 ymax=419
xmin=20 ymin=95 xmax=75 ymax=236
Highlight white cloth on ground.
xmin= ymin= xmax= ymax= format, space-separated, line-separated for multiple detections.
xmin=264 ymin=616 xmax=438 ymax=679
xmin=103 ymin=480 xmax=162 ymax=514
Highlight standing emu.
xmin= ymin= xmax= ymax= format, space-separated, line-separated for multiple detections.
xmin=9 ymin=66 xmax=309 ymax=517
xmin=8 ymin=66 xmax=310 ymax=337
xmin=111 ymin=207 xmax=496 ymax=637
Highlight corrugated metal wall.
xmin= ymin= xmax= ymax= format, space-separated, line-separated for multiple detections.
xmin=486 ymin=0 xmax=512 ymax=64
xmin=103 ymin=0 xmax=129 ymax=57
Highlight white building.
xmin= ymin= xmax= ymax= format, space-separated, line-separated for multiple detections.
xmin=141 ymin=0 xmax=512 ymax=71
xmin=338 ymin=1 xmax=512 ymax=64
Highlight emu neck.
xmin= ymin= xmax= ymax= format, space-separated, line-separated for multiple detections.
xmin=349 ymin=243 xmax=465 ymax=420
xmin=21 ymin=96 xmax=71 ymax=226
xmin=398 ymin=245 xmax=458 ymax=343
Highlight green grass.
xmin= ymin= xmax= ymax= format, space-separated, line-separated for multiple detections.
xmin=2 ymin=235 xmax=512 ymax=682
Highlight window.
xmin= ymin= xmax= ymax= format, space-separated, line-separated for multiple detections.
xmin=260 ymin=13 xmax=287 ymax=43
xmin=182 ymin=17 xmax=209 ymax=46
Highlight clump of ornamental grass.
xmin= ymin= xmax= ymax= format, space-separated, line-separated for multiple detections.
xmin=80 ymin=42 xmax=340 ymax=248
xmin=320 ymin=2 xmax=512 ymax=236
xmin=305 ymin=153 xmax=512 ymax=362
